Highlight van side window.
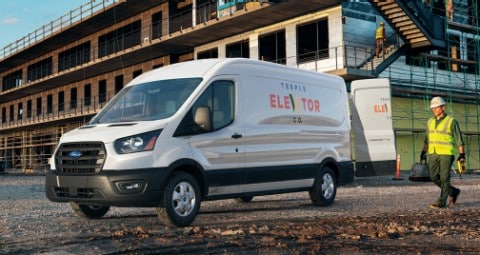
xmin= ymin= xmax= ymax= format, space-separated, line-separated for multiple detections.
xmin=174 ymin=80 xmax=234 ymax=136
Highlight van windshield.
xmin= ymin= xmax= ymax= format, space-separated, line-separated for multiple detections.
xmin=90 ymin=78 xmax=202 ymax=124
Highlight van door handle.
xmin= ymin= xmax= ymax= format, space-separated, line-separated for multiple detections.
xmin=231 ymin=133 xmax=243 ymax=139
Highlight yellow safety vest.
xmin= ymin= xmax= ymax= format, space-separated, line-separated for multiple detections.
xmin=375 ymin=27 xmax=384 ymax=40
xmin=427 ymin=116 xmax=455 ymax=155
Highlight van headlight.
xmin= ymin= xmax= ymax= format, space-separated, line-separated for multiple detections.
xmin=114 ymin=130 xmax=161 ymax=154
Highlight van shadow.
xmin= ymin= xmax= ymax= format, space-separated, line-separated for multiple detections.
xmin=101 ymin=197 xmax=318 ymax=221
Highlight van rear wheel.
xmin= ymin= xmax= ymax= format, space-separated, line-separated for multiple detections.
xmin=70 ymin=202 xmax=110 ymax=219
xmin=309 ymin=166 xmax=337 ymax=206
xmin=157 ymin=172 xmax=201 ymax=227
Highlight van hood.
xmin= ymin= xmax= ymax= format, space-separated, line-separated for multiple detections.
xmin=59 ymin=121 xmax=167 ymax=144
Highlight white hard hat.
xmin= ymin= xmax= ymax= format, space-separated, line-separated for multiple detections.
xmin=430 ymin=96 xmax=446 ymax=108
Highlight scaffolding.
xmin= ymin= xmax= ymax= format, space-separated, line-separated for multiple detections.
xmin=0 ymin=122 xmax=84 ymax=173
xmin=0 ymin=0 xmax=478 ymax=174
xmin=381 ymin=0 xmax=480 ymax=171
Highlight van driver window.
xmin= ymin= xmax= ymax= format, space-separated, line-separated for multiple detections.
xmin=175 ymin=80 xmax=234 ymax=136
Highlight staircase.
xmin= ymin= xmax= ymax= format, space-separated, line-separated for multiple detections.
xmin=336 ymin=0 xmax=449 ymax=79
xmin=370 ymin=0 xmax=445 ymax=49
xmin=367 ymin=44 xmax=398 ymax=68
xmin=362 ymin=43 xmax=408 ymax=76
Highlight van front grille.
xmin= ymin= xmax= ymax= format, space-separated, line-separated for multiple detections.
xmin=54 ymin=187 xmax=95 ymax=198
xmin=55 ymin=143 xmax=106 ymax=174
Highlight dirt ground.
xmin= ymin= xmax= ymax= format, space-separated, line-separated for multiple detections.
xmin=69 ymin=209 xmax=480 ymax=255
xmin=1 ymin=174 xmax=480 ymax=254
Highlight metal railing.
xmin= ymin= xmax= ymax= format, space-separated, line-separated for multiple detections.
xmin=0 ymin=94 xmax=111 ymax=130
xmin=295 ymin=45 xmax=376 ymax=73
xmin=0 ymin=0 xmax=120 ymax=61
xmin=4 ymin=39 xmax=477 ymax=131
xmin=0 ymin=45 xmax=366 ymax=131
xmin=168 ymin=0 xmax=268 ymax=33
xmin=1 ymin=0 xmax=271 ymax=93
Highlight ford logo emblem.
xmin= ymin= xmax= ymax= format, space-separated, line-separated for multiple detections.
xmin=69 ymin=150 xmax=82 ymax=159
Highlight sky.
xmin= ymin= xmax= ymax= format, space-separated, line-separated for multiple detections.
xmin=0 ymin=0 xmax=88 ymax=48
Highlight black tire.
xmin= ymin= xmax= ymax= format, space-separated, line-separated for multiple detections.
xmin=234 ymin=196 xmax=254 ymax=203
xmin=70 ymin=202 xmax=110 ymax=219
xmin=309 ymin=166 xmax=337 ymax=206
xmin=157 ymin=172 xmax=201 ymax=227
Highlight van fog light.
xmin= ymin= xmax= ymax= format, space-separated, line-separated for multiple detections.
xmin=116 ymin=181 xmax=145 ymax=193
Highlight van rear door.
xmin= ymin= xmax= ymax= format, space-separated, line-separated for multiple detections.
xmin=351 ymin=78 xmax=397 ymax=177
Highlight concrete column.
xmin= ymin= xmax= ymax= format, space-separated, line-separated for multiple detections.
xmin=141 ymin=13 xmax=151 ymax=44
xmin=192 ymin=0 xmax=197 ymax=27
xmin=328 ymin=8 xmax=344 ymax=69
xmin=285 ymin=24 xmax=297 ymax=67
xmin=249 ymin=33 xmax=258 ymax=60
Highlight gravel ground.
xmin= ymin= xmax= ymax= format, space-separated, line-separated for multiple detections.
xmin=1 ymin=173 xmax=480 ymax=254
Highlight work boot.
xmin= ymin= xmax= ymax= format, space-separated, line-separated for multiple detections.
xmin=449 ymin=188 xmax=461 ymax=206
xmin=429 ymin=202 xmax=445 ymax=209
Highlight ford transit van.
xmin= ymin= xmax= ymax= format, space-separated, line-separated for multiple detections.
xmin=45 ymin=58 xmax=354 ymax=227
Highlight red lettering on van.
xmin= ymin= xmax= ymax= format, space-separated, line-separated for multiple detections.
xmin=270 ymin=94 xmax=291 ymax=110
xmin=270 ymin=94 xmax=276 ymax=108
xmin=301 ymin=98 xmax=320 ymax=112
xmin=283 ymin=95 xmax=291 ymax=109
xmin=373 ymin=104 xmax=387 ymax=113
xmin=270 ymin=94 xmax=319 ymax=112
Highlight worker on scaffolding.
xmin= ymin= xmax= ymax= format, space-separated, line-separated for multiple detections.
xmin=375 ymin=21 xmax=386 ymax=58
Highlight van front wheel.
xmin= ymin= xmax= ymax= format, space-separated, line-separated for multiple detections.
xmin=157 ymin=172 xmax=201 ymax=227
xmin=309 ymin=166 xmax=337 ymax=206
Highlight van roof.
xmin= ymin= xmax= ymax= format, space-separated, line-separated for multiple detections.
xmin=130 ymin=59 xmax=226 ymax=85
xmin=130 ymin=58 xmax=344 ymax=86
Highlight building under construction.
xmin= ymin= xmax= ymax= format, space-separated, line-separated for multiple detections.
xmin=0 ymin=0 xmax=478 ymax=174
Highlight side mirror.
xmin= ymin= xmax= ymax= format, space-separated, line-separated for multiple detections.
xmin=194 ymin=106 xmax=212 ymax=132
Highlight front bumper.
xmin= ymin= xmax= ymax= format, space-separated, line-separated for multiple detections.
xmin=45 ymin=168 xmax=170 ymax=207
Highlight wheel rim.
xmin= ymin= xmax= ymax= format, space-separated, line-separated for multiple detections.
xmin=171 ymin=181 xmax=196 ymax=216
xmin=322 ymin=173 xmax=335 ymax=199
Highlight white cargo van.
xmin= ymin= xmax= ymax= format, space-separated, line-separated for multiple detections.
xmin=45 ymin=58 xmax=354 ymax=227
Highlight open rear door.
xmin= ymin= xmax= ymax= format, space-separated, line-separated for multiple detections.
xmin=351 ymin=78 xmax=397 ymax=177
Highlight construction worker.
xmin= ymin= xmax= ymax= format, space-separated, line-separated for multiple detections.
xmin=446 ymin=0 xmax=453 ymax=21
xmin=375 ymin=21 xmax=386 ymax=58
xmin=420 ymin=96 xmax=464 ymax=209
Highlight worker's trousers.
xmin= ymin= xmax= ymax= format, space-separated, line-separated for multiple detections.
xmin=427 ymin=153 xmax=455 ymax=206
